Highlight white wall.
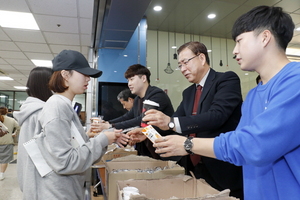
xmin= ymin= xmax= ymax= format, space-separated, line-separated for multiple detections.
xmin=146 ymin=30 xmax=258 ymax=109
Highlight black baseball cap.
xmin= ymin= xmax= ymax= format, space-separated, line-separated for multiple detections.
xmin=52 ymin=50 xmax=102 ymax=78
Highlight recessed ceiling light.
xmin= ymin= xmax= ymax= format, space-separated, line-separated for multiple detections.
xmin=31 ymin=59 xmax=52 ymax=67
xmin=208 ymin=50 xmax=212 ymax=52
xmin=245 ymin=73 xmax=249 ymax=76
xmin=207 ymin=14 xmax=216 ymax=19
xmin=14 ymin=86 xmax=28 ymax=90
xmin=296 ymin=27 xmax=300 ymax=31
xmin=0 ymin=76 xmax=13 ymax=80
xmin=172 ymin=46 xmax=177 ymax=49
xmin=153 ymin=6 xmax=162 ymax=11
xmin=0 ymin=10 xmax=39 ymax=30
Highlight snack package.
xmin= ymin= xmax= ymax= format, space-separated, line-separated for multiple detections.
xmin=141 ymin=125 xmax=162 ymax=143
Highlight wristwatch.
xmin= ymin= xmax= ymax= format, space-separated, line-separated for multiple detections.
xmin=184 ymin=136 xmax=194 ymax=154
xmin=168 ymin=117 xmax=175 ymax=130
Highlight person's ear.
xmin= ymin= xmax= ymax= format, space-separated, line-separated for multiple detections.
xmin=61 ymin=70 xmax=70 ymax=86
xmin=61 ymin=70 xmax=69 ymax=79
xmin=141 ymin=75 xmax=147 ymax=83
xmin=261 ymin=30 xmax=271 ymax=47
xmin=199 ymin=53 xmax=206 ymax=66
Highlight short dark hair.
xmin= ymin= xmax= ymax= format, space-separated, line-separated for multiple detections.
xmin=232 ymin=6 xmax=294 ymax=50
xmin=26 ymin=67 xmax=53 ymax=102
xmin=177 ymin=41 xmax=210 ymax=65
xmin=117 ymin=88 xmax=136 ymax=101
xmin=49 ymin=70 xmax=73 ymax=93
xmin=124 ymin=64 xmax=151 ymax=84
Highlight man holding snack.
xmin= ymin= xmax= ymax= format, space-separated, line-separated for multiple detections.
xmin=96 ymin=64 xmax=174 ymax=159
xmin=150 ymin=6 xmax=300 ymax=200
xmin=129 ymin=41 xmax=243 ymax=199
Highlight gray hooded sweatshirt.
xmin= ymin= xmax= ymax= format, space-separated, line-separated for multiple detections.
xmin=14 ymin=95 xmax=108 ymax=200
xmin=14 ymin=96 xmax=45 ymax=195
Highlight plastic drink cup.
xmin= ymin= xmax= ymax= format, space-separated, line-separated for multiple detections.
xmin=141 ymin=100 xmax=159 ymax=127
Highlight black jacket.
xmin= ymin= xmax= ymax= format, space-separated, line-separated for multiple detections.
xmin=175 ymin=69 xmax=243 ymax=199
xmin=109 ymin=85 xmax=174 ymax=158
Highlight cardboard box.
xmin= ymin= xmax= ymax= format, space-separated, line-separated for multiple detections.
xmin=93 ymin=144 xmax=137 ymax=167
xmin=105 ymin=155 xmax=185 ymax=200
xmin=91 ymin=144 xmax=137 ymax=197
xmin=117 ymin=175 xmax=239 ymax=200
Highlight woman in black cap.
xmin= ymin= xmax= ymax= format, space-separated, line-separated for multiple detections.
xmin=25 ymin=50 xmax=120 ymax=199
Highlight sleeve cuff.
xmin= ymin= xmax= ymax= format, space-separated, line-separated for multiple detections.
xmin=174 ymin=117 xmax=182 ymax=133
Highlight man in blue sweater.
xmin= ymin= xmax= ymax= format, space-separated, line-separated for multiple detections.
xmin=147 ymin=5 xmax=300 ymax=200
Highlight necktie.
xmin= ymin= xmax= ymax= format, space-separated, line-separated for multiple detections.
xmin=192 ymin=85 xmax=202 ymax=115
xmin=190 ymin=85 xmax=202 ymax=166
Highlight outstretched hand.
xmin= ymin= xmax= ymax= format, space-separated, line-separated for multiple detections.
xmin=127 ymin=127 xmax=147 ymax=143
xmin=153 ymin=135 xmax=188 ymax=157
xmin=116 ymin=132 xmax=131 ymax=148
xmin=142 ymin=109 xmax=171 ymax=130
xmin=90 ymin=121 xmax=110 ymax=133
xmin=103 ymin=129 xmax=121 ymax=145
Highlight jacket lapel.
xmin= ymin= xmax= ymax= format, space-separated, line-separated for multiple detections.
xmin=186 ymin=69 xmax=216 ymax=115
xmin=200 ymin=68 xmax=216 ymax=104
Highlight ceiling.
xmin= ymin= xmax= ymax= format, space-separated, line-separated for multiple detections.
xmin=0 ymin=0 xmax=300 ymax=91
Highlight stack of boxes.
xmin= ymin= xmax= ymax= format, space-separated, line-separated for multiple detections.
xmin=93 ymin=143 xmax=239 ymax=200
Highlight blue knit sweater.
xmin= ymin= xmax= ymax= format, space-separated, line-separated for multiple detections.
xmin=214 ymin=62 xmax=300 ymax=200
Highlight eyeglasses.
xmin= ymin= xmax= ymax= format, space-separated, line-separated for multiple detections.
xmin=178 ymin=54 xmax=199 ymax=69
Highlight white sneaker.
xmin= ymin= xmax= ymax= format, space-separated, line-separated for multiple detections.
xmin=0 ymin=173 xmax=4 ymax=180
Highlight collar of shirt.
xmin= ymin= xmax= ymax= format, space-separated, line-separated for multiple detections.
xmin=196 ymin=68 xmax=210 ymax=88
xmin=55 ymin=94 xmax=72 ymax=105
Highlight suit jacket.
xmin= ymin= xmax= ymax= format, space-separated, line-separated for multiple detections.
xmin=175 ymin=69 xmax=243 ymax=199
xmin=109 ymin=85 xmax=174 ymax=158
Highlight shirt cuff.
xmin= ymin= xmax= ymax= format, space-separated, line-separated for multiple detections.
xmin=174 ymin=117 xmax=182 ymax=133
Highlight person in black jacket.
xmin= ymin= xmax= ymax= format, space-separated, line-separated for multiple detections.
xmin=96 ymin=64 xmax=174 ymax=158
xmin=130 ymin=42 xmax=243 ymax=199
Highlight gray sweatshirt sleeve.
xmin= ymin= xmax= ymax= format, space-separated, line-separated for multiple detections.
xmin=37 ymin=118 xmax=108 ymax=175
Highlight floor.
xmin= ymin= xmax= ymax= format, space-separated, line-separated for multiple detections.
xmin=0 ymin=152 xmax=23 ymax=200
xmin=0 ymin=145 xmax=104 ymax=200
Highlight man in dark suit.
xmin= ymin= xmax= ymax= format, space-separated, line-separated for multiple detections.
xmin=141 ymin=42 xmax=243 ymax=199
xmin=96 ymin=64 xmax=174 ymax=158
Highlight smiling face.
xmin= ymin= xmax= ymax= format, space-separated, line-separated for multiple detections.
xmin=233 ymin=31 xmax=263 ymax=72
xmin=178 ymin=48 xmax=208 ymax=84
xmin=127 ymin=75 xmax=146 ymax=97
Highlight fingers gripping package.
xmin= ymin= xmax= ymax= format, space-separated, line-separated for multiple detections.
xmin=142 ymin=125 xmax=162 ymax=143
